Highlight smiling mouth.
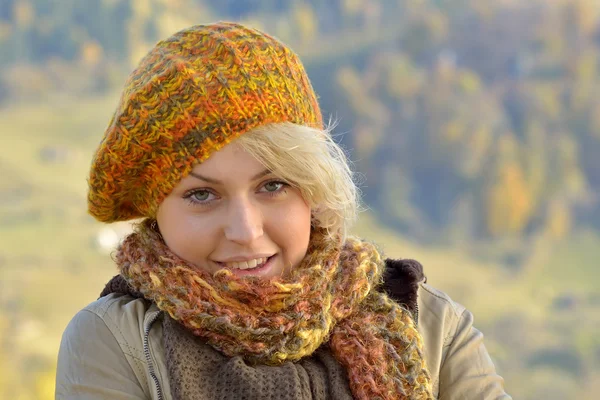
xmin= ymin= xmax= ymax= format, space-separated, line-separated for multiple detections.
xmin=216 ymin=255 xmax=275 ymax=271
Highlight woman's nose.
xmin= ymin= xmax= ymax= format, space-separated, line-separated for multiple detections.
xmin=223 ymin=198 xmax=264 ymax=244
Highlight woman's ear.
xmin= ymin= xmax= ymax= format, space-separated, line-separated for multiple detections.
xmin=148 ymin=218 xmax=164 ymax=241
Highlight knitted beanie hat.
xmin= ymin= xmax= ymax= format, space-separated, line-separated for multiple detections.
xmin=88 ymin=22 xmax=323 ymax=223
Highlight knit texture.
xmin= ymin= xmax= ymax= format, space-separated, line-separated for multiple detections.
xmin=88 ymin=22 xmax=322 ymax=222
xmin=114 ymin=219 xmax=433 ymax=399
xmin=101 ymin=258 xmax=427 ymax=400
xmin=162 ymin=314 xmax=354 ymax=400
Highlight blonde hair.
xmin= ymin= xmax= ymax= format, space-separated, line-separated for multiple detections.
xmin=236 ymin=122 xmax=360 ymax=240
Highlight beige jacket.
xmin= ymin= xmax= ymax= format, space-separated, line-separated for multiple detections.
xmin=55 ymin=283 xmax=511 ymax=399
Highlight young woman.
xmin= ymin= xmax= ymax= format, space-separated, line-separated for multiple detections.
xmin=56 ymin=22 xmax=511 ymax=399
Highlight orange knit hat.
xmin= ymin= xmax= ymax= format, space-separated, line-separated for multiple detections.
xmin=88 ymin=22 xmax=322 ymax=223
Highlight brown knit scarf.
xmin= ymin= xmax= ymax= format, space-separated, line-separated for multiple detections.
xmin=102 ymin=219 xmax=433 ymax=399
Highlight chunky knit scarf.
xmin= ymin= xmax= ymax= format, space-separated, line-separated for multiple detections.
xmin=108 ymin=219 xmax=433 ymax=399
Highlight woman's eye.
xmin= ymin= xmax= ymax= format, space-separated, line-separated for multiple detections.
xmin=183 ymin=189 xmax=218 ymax=207
xmin=191 ymin=190 xmax=211 ymax=202
xmin=263 ymin=181 xmax=284 ymax=192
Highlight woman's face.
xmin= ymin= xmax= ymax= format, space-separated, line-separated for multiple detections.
xmin=156 ymin=141 xmax=312 ymax=279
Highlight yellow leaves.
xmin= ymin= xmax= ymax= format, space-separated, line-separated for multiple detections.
xmin=555 ymin=136 xmax=588 ymax=200
xmin=532 ymin=84 xmax=561 ymax=120
xmin=34 ymin=368 xmax=56 ymax=400
xmin=486 ymin=133 xmax=534 ymax=236
xmin=568 ymin=53 xmax=597 ymax=111
xmin=81 ymin=41 xmax=104 ymax=67
xmin=544 ymin=200 xmax=572 ymax=240
xmin=131 ymin=0 xmax=152 ymax=19
xmin=523 ymin=122 xmax=547 ymax=205
xmin=484 ymin=129 xmax=587 ymax=238
xmin=469 ymin=126 xmax=493 ymax=167
xmin=0 ymin=21 xmax=12 ymax=41
xmin=458 ymin=70 xmax=482 ymax=94
xmin=404 ymin=9 xmax=448 ymax=55
xmin=537 ymin=20 xmax=565 ymax=58
xmin=336 ymin=66 xmax=362 ymax=94
xmin=385 ymin=54 xmax=424 ymax=99
xmin=353 ymin=124 xmax=383 ymax=160
xmin=574 ymin=52 xmax=597 ymax=82
xmin=13 ymin=0 xmax=34 ymax=28
xmin=293 ymin=2 xmax=318 ymax=45
xmin=427 ymin=9 xmax=449 ymax=43
xmin=497 ymin=132 xmax=519 ymax=160
xmin=486 ymin=161 xmax=535 ymax=236
xmin=570 ymin=0 xmax=600 ymax=37
xmin=442 ymin=119 xmax=466 ymax=143
xmin=335 ymin=66 xmax=390 ymax=124
xmin=341 ymin=0 xmax=364 ymax=16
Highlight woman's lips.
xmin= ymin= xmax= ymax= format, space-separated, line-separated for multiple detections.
xmin=216 ymin=254 xmax=277 ymax=277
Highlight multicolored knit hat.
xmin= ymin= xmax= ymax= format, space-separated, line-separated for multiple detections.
xmin=88 ymin=22 xmax=323 ymax=223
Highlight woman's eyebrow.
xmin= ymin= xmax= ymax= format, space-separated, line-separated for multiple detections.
xmin=189 ymin=169 xmax=272 ymax=184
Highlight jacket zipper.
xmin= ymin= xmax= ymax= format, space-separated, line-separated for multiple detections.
xmin=143 ymin=311 xmax=164 ymax=400
xmin=414 ymin=302 xmax=419 ymax=327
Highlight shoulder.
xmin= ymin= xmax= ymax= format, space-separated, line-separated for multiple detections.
xmin=417 ymin=282 xmax=468 ymax=344
xmin=415 ymin=283 xmax=468 ymax=395
xmin=418 ymin=283 xmax=467 ymax=323
xmin=61 ymin=294 xmax=154 ymax=358
xmin=417 ymin=285 xmax=512 ymax=398
xmin=56 ymin=295 xmax=157 ymax=398
xmin=57 ymin=294 xmax=155 ymax=386
xmin=81 ymin=292 xmax=152 ymax=326
xmin=416 ymin=283 xmax=471 ymax=361
xmin=381 ymin=258 xmax=467 ymax=331
xmin=68 ymin=293 xmax=149 ymax=330
xmin=382 ymin=258 xmax=467 ymax=339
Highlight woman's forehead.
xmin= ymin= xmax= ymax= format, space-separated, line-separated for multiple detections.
xmin=187 ymin=142 xmax=271 ymax=182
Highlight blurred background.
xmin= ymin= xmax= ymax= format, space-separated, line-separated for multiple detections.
xmin=1 ymin=0 xmax=599 ymax=398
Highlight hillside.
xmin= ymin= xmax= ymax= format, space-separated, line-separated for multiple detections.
xmin=0 ymin=94 xmax=599 ymax=399
xmin=1 ymin=0 xmax=600 ymax=398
